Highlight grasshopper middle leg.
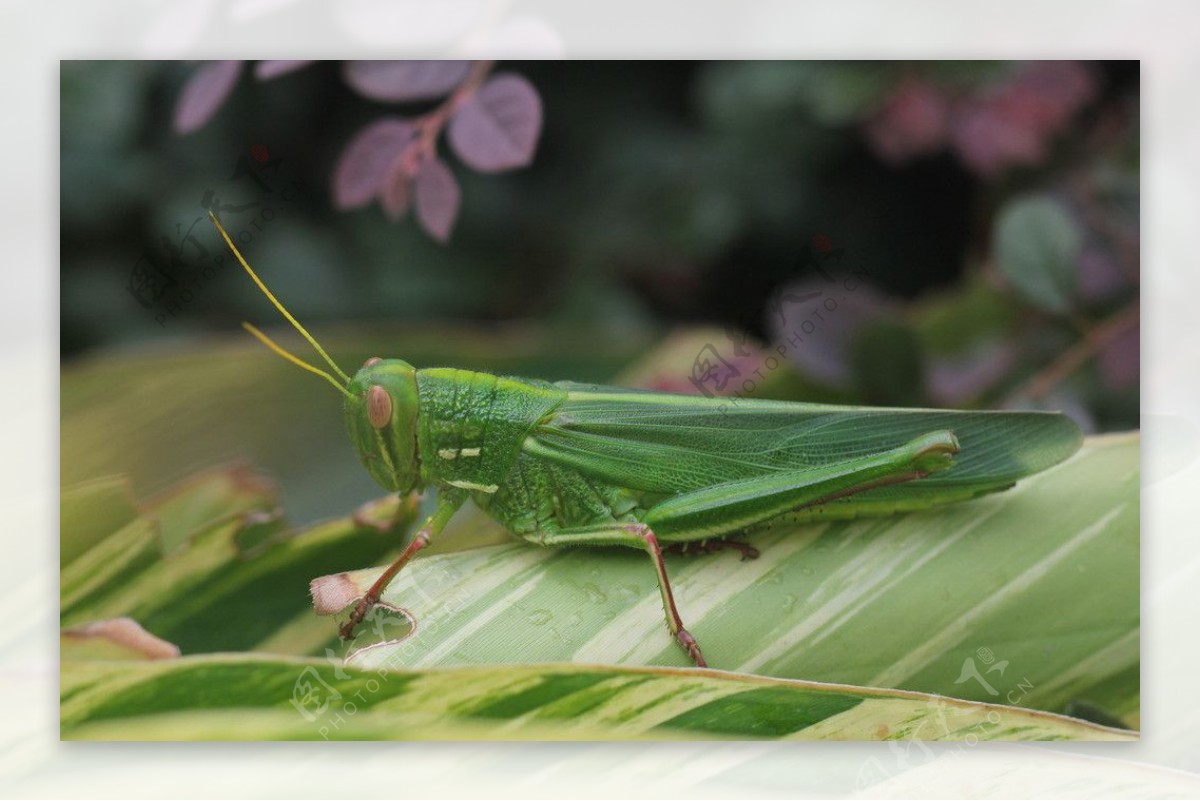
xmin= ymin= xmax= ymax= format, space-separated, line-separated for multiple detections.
xmin=664 ymin=539 xmax=761 ymax=561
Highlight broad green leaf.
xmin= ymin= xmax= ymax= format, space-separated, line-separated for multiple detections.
xmin=60 ymin=467 xmax=420 ymax=655
xmin=913 ymin=272 xmax=1018 ymax=358
xmin=849 ymin=319 xmax=927 ymax=406
xmin=61 ymin=330 xmax=1137 ymax=740
xmin=59 ymin=436 xmax=1137 ymax=739
xmin=61 ymin=326 xmax=646 ymax=526
xmin=993 ymin=194 xmax=1083 ymax=314
xmin=328 ymin=433 xmax=1138 ymax=727
xmin=60 ymin=656 xmax=1132 ymax=741
xmin=60 ymin=475 xmax=137 ymax=566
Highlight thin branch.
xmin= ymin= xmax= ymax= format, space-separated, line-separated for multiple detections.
xmin=413 ymin=60 xmax=495 ymax=162
xmin=1003 ymin=300 xmax=1140 ymax=405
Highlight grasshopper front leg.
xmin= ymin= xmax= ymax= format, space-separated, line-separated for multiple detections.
xmin=338 ymin=490 xmax=466 ymax=641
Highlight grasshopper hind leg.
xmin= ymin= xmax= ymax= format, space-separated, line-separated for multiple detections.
xmin=624 ymin=522 xmax=708 ymax=667
xmin=534 ymin=521 xmax=709 ymax=667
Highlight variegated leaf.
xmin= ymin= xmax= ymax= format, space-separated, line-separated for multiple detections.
xmin=61 ymin=657 xmax=1131 ymax=741
xmin=327 ymin=434 xmax=1139 ymax=728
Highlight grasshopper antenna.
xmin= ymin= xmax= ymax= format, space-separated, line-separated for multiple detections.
xmin=242 ymin=322 xmax=353 ymax=400
xmin=208 ymin=211 xmax=352 ymax=385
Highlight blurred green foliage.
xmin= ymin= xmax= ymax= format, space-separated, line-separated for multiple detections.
xmin=61 ymin=325 xmax=647 ymax=523
xmin=59 ymin=62 xmax=1141 ymax=744
xmin=61 ymin=60 xmax=1139 ymax=433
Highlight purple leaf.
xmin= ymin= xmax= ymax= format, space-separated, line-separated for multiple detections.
xmin=255 ymin=60 xmax=314 ymax=80
xmin=173 ymin=60 xmax=243 ymax=134
xmin=864 ymin=78 xmax=949 ymax=164
xmin=951 ymin=99 xmax=1044 ymax=176
xmin=1078 ymin=246 xmax=1129 ymax=303
xmin=380 ymin=160 xmax=412 ymax=222
xmin=949 ymin=61 xmax=1098 ymax=176
xmin=414 ymin=157 xmax=461 ymax=242
xmin=342 ymin=60 xmax=472 ymax=102
xmin=1098 ymin=323 xmax=1139 ymax=390
xmin=332 ymin=119 xmax=416 ymax=210
xmin=448 ymin=73 xmax=543 ymax=173
xmin=927 ymin=340 xmax=1017 ymax=406
xmin=767 ymin=277 xmax=894 ymax=389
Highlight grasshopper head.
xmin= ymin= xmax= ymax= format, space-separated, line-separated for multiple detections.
xmin=206 ymin=213 xmax=424 ymax=494
xmin=345 ymin=358 xmax=422 ymax=493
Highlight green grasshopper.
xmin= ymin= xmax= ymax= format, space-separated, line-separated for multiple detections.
xmin=210 ymin=213 xmax=1082 ymax=667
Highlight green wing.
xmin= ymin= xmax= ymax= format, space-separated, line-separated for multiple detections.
xmin=522 ymin=382 xmax=1083 ymax=517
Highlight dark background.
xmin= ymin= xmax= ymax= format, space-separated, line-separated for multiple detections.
xmin=60 ymin=60 xmax=1139 ymax=433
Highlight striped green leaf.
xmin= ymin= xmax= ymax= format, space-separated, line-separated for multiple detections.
xmin=60 ymin=656 xmax=1131 ymax=741
xmin=59 ymin=434 xmax=1136 ymax=740
xmin=59 ymin=466 xmax=418 ymax=656
xmin=328 ymin=433 xmax=1139 ymax=728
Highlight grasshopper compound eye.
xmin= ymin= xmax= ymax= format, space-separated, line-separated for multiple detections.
xmin=367 ymin=385 xmax=392 ymax=429
xmin=363 ymin=357 xmax=382 ymax=369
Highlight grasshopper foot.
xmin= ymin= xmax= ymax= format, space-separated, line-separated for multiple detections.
xmin=718 ymin=539 xmax=760 ymax=561
xmin=677 ymin=629 xmax=707 ymax=668
xmin=338 ymin=597 xmax=376 ymax=641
